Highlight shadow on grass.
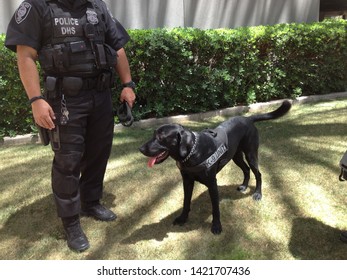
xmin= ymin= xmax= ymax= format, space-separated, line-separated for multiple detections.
xmin=120 ymin=184 xmax=252 ymax=244
xmin=289 ymin=217 xmax=347 ymax=260
xmin=0 ymin=193 xmax=60 ymax=259
xmin=0 ymin=189 xmax=117 ymax=259
xmin=258 ymin=102 xmax=347 ymax=260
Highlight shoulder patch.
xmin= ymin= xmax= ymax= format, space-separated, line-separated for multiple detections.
xmin=15 ymin=2 xmax=32 ymax=24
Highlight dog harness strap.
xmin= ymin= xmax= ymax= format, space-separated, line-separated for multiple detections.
xmin=202 ymin=144 xmax=228 ymax=169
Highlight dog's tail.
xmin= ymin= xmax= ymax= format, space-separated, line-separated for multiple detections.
xmin=249 ymin=100 xmax=292 ymax=123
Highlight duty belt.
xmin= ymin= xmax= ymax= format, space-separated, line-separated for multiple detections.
xmin=80 ymin=72 xmax=114 ymax=91
xmin=44 ymin=72 xmax=114 ymax=98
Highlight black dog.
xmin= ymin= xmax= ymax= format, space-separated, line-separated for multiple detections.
xmin=139 ymin=101 xmax=291 ymax=234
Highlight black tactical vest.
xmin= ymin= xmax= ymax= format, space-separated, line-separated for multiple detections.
xmin=38 ymin=0 xmax=117 ymax=77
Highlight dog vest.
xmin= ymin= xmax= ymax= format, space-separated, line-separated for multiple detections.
xmin=177 ymin=128 xmax=229 ymax=173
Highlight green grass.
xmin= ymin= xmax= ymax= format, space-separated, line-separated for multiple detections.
xmin=0 ymin=99 xmax=347 ymax=260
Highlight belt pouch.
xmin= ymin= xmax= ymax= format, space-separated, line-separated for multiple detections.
xmin=44 ymin=76 xmax=57 ymax=99
xmin=62 ymin=77 xmax=83 ymax=96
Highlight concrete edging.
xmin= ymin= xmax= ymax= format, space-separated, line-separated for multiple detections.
xmin=2 ymin=91 xmax=347 ymax=146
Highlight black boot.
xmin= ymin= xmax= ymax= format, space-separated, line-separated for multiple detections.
xmin=62 ymin=215 xmax=90 ymax=252
xmin=81 ymin=200 xmax=117 ymax=221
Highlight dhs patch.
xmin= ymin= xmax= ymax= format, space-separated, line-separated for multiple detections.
xmin=15 ymin=2 xmax=32 ymax=24
xmin=86 ymin=9 xmax=98 ymax=25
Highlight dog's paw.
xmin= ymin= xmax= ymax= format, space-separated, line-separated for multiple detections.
xmin=252 ymin=192 xmax=262 ymax=201
xmin=211 ymin=222 xmax=222 ymax=235
xmin=237 ymin=185 xmax=247 ymax=192
xmin=173 ymin=216 xmax=187 ymax=226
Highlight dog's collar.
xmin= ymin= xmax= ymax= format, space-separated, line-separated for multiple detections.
xmin=181 ymin=132 xmax=199 ymax=163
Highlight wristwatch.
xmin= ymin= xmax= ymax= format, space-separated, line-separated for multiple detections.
xmin=122 ymin=81 xmax=136 ymax=90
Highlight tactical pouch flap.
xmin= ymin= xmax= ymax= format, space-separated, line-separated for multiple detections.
xmin=44 ymin=76 xmax=57 ymax=99
xmin=62 ymin=77 xmax=83 ymax=96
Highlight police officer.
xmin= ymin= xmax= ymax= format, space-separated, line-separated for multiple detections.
xmin=5 ymin=0 xmax=136 ymax=252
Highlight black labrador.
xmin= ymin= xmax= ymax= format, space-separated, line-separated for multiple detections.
xmin=139 ymin=100 xmax=291 ymax=234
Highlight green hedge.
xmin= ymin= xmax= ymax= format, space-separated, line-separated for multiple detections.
xmin=1 ymin=19 xmax=347 ymax=138
xmin=127 ymin=19 xmax=347 ymax=119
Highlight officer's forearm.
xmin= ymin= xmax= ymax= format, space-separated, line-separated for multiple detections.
xmin=17 ymin=45 xmax=41 ymax=100
xmin=116 ymin=48 xmax=132 ymax=84
xmin=17 ymin=45 xmax=56 ymax=129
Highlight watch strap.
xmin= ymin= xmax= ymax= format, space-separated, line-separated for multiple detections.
xmin=122 ymin=81 xmax=136 ymax=89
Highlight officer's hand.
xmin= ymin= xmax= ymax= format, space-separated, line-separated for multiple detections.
xmin=120 ymin=88 xmax=136 ymax=108
xmin=31 ymin=99 xmax=56 ymax=130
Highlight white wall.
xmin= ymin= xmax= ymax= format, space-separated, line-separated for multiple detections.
xmin=0 ymin=0 xmax=320 ymax=34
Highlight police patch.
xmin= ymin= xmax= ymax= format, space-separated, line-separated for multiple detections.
xmin=86 ymin=9 xmax=98 ymax=25
xmin=15 ymin=2 xmax=32 ymax=24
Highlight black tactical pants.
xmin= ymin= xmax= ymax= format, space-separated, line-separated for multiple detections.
xmin=48 ymin=89 xmax=114 ymax=218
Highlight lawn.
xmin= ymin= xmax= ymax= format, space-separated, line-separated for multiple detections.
xmin=0 ymin=98 xmax=346 ymax=260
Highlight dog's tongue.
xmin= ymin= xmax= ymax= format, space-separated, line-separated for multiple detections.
xmin=147 ymin=157 xmax=156 ymax=168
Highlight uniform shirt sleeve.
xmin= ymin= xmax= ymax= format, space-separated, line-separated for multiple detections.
xmin=5 ymin=0 xmax=44 ymax=52
xmin=98 ymin=0 xmax=130 ymax=51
